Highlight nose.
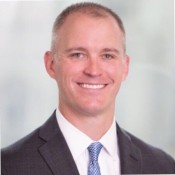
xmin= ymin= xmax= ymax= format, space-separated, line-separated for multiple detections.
xmin=83 ymin=58 xmax=102 ymax=77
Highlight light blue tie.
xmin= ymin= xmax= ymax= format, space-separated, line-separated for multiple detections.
xmin=88 ymin=142 xmax=103 ymax=175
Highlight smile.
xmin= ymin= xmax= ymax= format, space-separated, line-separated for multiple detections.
xmin=79 ymin=83 xmax=106 ymax=89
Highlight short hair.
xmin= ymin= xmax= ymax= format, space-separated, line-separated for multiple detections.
xmin=51 ymin=2 xmax=125 ymax=52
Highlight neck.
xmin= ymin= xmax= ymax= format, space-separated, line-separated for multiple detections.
xmin=58 ymin=105 xmax=115 ymax=140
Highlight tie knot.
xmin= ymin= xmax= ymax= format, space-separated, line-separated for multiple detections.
xmin=88 ymin=142 xmax=103 ymax=162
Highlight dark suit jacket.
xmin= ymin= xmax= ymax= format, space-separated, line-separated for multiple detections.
xmin=2 ymin=111 xmax=175 ymax=174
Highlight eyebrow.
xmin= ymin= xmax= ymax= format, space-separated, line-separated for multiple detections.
xmin=64 ymin=47 xmax=87 ymax=53
xmin=101 ymin=48 xmax=120 ymax=54
xmin=64 ymin=47 xmax=120 ymax=54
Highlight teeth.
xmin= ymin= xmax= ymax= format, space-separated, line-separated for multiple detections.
xmin=80 ymin=84 xmax=105 ymax=89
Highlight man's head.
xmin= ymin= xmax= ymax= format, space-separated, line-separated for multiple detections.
xmin=44 ymin=2 xmax=129 ymax=118
xmin=51 ymin=2 xmax=126 ymax=53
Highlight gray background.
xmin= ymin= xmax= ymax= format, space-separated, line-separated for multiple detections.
xmin=1 ymin=0 xmax=175 ymax=158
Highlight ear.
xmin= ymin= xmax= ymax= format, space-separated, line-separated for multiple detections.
xmin=122 ymin=55 xmax=130 ymax=81
xmin=44 ymin=51 xmax=56 ymax=79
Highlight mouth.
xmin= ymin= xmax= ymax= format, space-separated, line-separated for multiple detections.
xmin=78 ymin=83 xmax=107 ymax=89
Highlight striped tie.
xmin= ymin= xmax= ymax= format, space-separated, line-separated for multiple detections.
xmin=88 ymin=142 xmax=103 ymax=175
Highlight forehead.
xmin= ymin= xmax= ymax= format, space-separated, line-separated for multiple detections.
xmin=56 ymin=8 xmax=119 ymax=29
xmin=54 ymin=13 xmax=125 ymax=54
xmin=57 ymin=12 xmax=122 ymax=36
xmin=53 ymin=13 xmax=125 ymax=53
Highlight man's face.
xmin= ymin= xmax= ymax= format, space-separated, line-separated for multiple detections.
xmin=46 ymin=13 xmax=129 ymax=117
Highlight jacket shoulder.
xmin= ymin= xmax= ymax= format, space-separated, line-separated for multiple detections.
xmin=1 ymin=124 xmax=53 ymax=175
xmin=1 ymin=111 xmax=57 ymax=159
xmin=1 ymin=127 xmax=41 ymax=155
xmin=126 ymin=130 xmax=175 ymax=173
xmin=1 ymin=128 xmax=47 ymax=174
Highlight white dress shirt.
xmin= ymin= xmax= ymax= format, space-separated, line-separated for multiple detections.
xmin=56 ymin=109 xmax=120 ymax=175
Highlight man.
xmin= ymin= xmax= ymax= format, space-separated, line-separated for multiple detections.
xmin=1 ymin=2 xmax=175 ymax=175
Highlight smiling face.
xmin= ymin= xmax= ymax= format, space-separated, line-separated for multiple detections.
xmin=45 ymin=13 xmax=129 ymax=118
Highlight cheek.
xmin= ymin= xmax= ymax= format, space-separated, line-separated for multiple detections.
xmin=55 ymin=62 xmax=82 ymax=85
xmin=107 ymin=63 xmax=124 ymax=80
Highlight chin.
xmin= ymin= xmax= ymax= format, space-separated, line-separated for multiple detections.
xmin=78 ymin=104 xmax=106 ymax=116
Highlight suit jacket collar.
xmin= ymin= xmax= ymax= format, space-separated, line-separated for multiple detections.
xmin=38 ymin=111 xmax=80 ymax=175
xmin=38 ymin=111 xmax=142 ymax=174
xmin=117 ymin=124 xmax=142 ymax=174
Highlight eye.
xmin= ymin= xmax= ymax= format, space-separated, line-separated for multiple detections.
xmin=70 ymin=52 xmax=85 ymax=59
xmin=102 ymin=54 xmax=115 ymax=60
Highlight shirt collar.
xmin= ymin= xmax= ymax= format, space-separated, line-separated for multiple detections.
xmin=56 ymin=109 xmax=118 ymax=161
xmin=56 ymin=109 xmax=92 ymax=160
xmin=99 ymin=120 xmax=118 ymax=161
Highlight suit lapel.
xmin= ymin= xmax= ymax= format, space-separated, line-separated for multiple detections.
xmin=38 ymin=111 xmax=79 ymax=175
xmin=37 ymin=111 xmax=142 ymax=174
xmin=117 ymin=124 xmax=142 ymax=174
